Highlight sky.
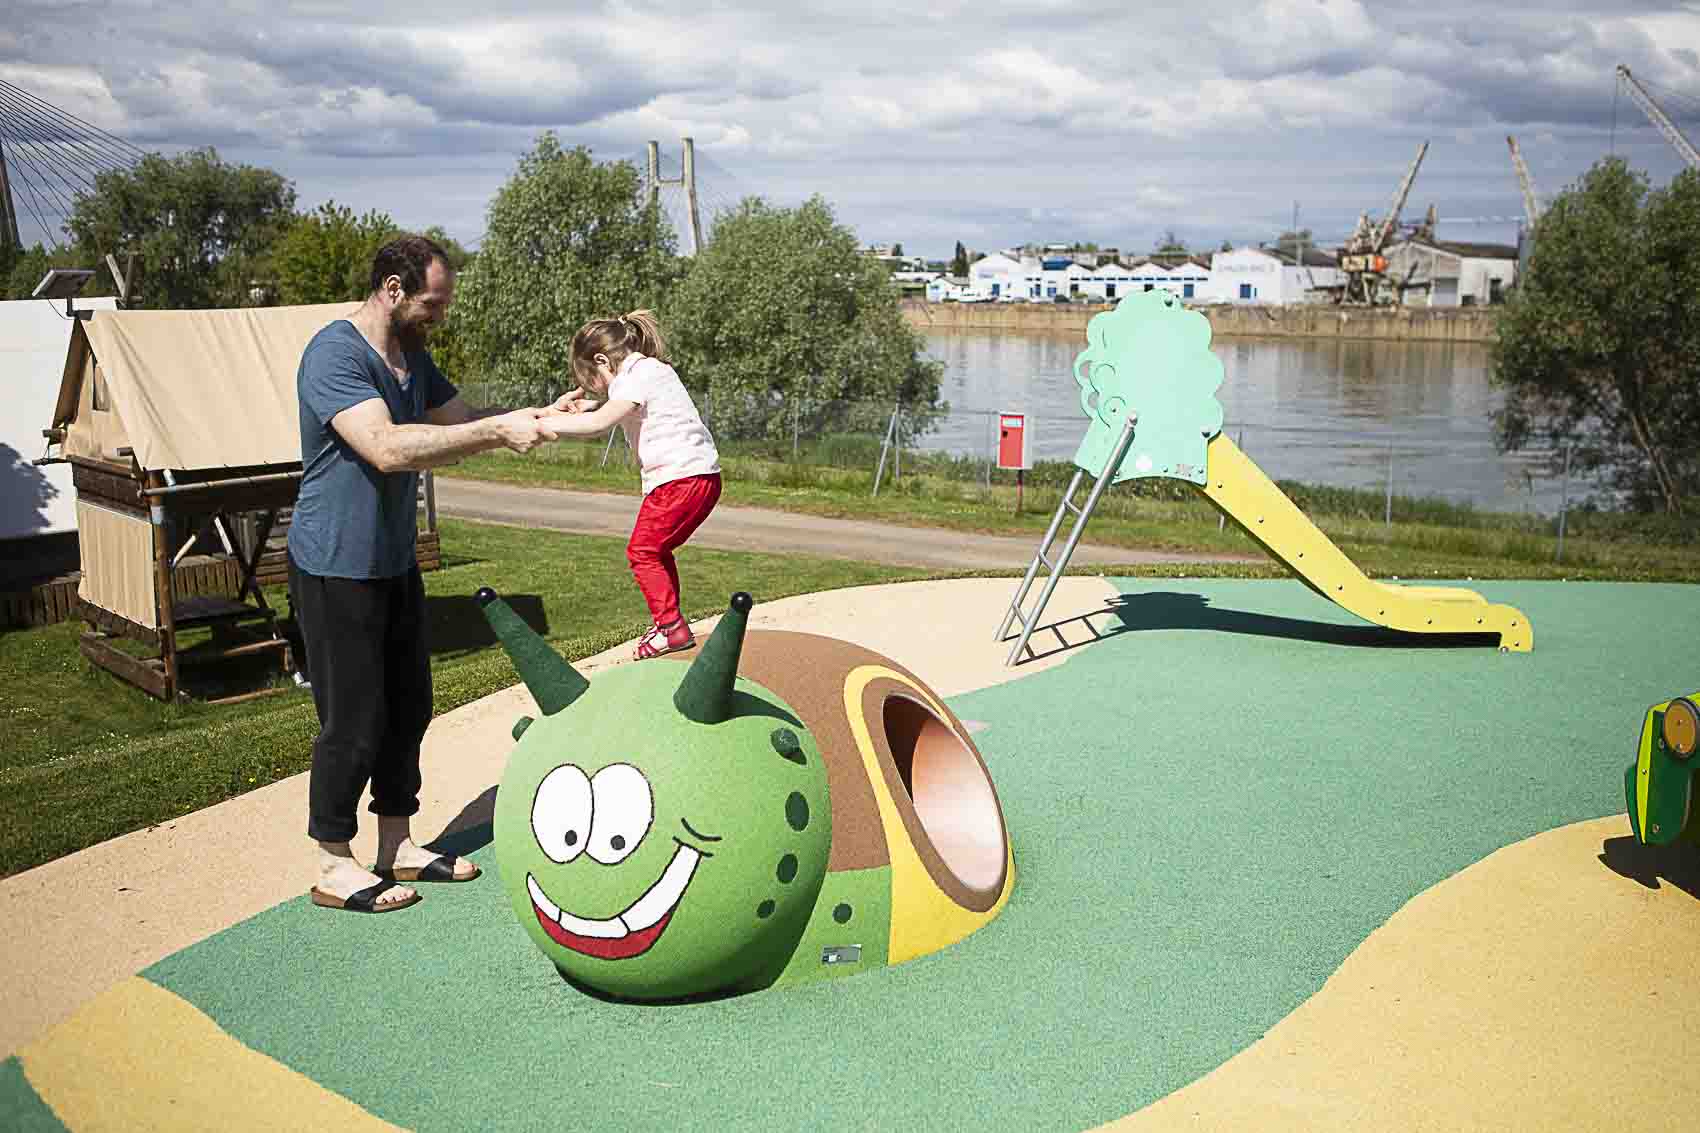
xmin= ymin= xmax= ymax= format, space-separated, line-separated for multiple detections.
xmin=4 ymin=0 xmax=1700 ymax=261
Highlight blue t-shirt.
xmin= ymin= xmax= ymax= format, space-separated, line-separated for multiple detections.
xmin=288 ymin=320 xmax=458 ymax=579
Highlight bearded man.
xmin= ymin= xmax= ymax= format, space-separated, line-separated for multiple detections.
xmin=288 ymin=234 xmax=555 ymax=914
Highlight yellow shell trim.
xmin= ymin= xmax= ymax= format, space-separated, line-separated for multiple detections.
xmin=843 ymin=664 xmax=1015 ymax=965
xmin=1635 ymin=705 xmax=1660 ymax=840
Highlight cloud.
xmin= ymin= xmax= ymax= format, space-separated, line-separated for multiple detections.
xmin=2 ymin=1 xmax=1698 ymax=256
xmin=1212 ymin=0 xmax=1379 ymax=78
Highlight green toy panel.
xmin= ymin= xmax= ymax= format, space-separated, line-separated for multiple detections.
xmin=1071 ymin=289 xmax=1224 ymax=485
xmin=1624 ymin=763 xmax=1644 ymax=841
xmin=771 ymin=866 xmax=894 ymax=988
xmin=1628 ymin=706 xmax=1697 ymax=846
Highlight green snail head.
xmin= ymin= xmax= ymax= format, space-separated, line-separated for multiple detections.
xmin=480 ymin=590 xmax=832 ymax=1000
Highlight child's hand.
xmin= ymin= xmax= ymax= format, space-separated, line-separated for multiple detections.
xmin=552 ymin=391 xmax=599 ymax=414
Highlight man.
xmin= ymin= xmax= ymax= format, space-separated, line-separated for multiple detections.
xmin=289 ymin=234 xmax=556 ymax=913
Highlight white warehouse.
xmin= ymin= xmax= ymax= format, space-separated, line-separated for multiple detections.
xmin=1380 ymin=239 xmax=1518 ymax=307
xmin=965 ymin=254 xmax=1215 ymax=303
xmin=1205 ymin=247 xmax=1343 ymax=304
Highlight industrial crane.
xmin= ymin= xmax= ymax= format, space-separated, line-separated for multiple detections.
xmin=1616 ymin=65 xmax=1699 ymax=170
xmin=1506 ymin=134 xmax=1541 ymax=274
xmin=1506 ymin=136 xmax=1540 ymax=231
xmin=1335 ymin=140 xmax=1429 ymax=305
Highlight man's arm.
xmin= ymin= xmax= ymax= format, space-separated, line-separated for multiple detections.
xmin=427 ymin=395 xmax=524 ymax=426
xmin=539 ymin=399 xmax=638 ymax=438
xmin=332 ymin=398 xmax=552 ymax=472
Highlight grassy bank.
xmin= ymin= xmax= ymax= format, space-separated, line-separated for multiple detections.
xmin=0 ymin=520 xmax=944 ymax=877
xmin=447 ymin=433 xmax=1700 ymax=583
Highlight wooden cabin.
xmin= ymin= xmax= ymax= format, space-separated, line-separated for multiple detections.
xmin=42 ymin=303 xmax=441 ymax=703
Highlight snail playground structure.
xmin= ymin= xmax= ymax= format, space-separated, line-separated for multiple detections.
xmin=478 ymin=587 xmax=1012 ymax=999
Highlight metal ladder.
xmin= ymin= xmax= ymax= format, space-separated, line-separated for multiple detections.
xmin=995 ymin=414 xmax=1139 ymax=666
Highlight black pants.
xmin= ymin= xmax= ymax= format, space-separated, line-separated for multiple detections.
xmin=288 ymin=556 xmax=432 ymax=843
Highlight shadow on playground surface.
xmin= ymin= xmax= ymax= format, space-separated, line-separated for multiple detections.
xmin=1599 ymin=834 xmax=1700 ymax=900
xmin=1013 ymin=587 xmax=1501 ymax=663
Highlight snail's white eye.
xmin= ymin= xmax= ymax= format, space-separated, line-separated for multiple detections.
xmin=532 ymin=765 xmax=592 ymax=864
xmin=587 ymin=763 xmax=653 ymax=865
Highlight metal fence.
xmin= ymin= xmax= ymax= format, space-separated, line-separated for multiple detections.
xmin=586 ymin=395 xmax=1590 ymax=558
xmin=706 ymin=400 xmax=1574 ymax=504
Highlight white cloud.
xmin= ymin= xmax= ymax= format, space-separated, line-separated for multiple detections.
xmin=2 ymin=1 xmax=1697 ymax=256
xmin=1212 ymin=0 xmax=1377 ymax=74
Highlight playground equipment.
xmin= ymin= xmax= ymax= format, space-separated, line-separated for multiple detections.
xmin=1625 ymin=692 xmax=1700 ymax=847
xmin=40 ymin=303 xmax=443 ymax=700
xmin=997 ymin=289 xmax=1533 ymax=664
xmin=479 ymin=588 xmax=1013 ymax=1001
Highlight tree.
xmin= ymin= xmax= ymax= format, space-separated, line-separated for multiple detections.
xmin=64 ymin=148 xmax=295 ymax=309
xmin=270 ymin=203 xmax=477 ymax=377
xmin=1272 ymin=229 xmax=1313 ymax=256
xmin=1 ymin=241 xmax=109 ymax=302
xmin=452 ymin=133 xmax=679 ymax=405
xmin=271 ymin=202 xmax=399 ymax=305
xmin=667 ymin=195 xmax=943 ymax=443
xmin=951 ymin=241 xmax=969 ymax=276
xmin=891 ymin=242 xmax=903 ymax=257
xmin=2 ymin=243 xmax=50 ymax=301
xmin=0 ymin=240 xmax=18 ymax=295
xmin=1151 ymin=230 xmax=1190 ymax=267
xmin=1492 ymin=157 xmax=1700 ymax=515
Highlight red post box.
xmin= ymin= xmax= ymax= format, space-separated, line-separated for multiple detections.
xmin=997 ymin=411 xmax=1031 ymax=470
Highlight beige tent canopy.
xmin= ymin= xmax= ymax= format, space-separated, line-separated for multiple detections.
xmin=53 ymin=302 xmax=354 ymax=472
xmin=45 ymin=303 xmax=441 ymax=703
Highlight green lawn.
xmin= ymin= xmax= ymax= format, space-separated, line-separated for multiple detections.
xmin=7 ymin=447 xmax=1697 ymax=878
xmin=448 ymin=437 xmax=1700 ymax=583
xmin=0 ymin=519 xmax=935 ymax=877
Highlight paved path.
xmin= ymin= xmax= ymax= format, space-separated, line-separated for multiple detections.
xmin=433 ymin=477 xmax=1257 ymax=571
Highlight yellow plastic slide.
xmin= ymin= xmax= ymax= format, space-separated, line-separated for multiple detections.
xmin=1198 ymin=434 xmax=1532 ymax=652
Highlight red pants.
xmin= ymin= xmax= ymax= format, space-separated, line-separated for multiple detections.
xmin=627 ymin=473 xmax=722 ymax=626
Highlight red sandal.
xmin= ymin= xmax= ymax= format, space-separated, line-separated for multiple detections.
xmin=634 ymin=620 xmax=696 ymax=660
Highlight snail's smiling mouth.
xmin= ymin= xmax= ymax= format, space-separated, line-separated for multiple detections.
xmin=527 ymin=841 xmax=703 ymax=961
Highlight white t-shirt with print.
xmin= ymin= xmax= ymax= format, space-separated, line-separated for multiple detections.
xmin=607 ymin=353 xmax=721 ymax=496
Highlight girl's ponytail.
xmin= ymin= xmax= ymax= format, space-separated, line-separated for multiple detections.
xmin=570 ymin=309 xmax=669 ymax=393
xmin=620 ymin=309 xmax=668 ymax=362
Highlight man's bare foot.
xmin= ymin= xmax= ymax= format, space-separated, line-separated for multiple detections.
xmin=375 ymin=817 xmax=478 ymax=880
xmin=316 ymin=841 xmax=416 ymax=908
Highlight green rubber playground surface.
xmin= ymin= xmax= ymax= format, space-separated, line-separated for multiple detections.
xmin=13 ymin=579 xmax=1699 ymax=1130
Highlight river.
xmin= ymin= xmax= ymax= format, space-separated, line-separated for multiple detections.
xmin=917 ymin=331 xmax=1574 ymax=515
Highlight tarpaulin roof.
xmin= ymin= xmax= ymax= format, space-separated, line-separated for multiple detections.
xmin=53 ymin=303 xmax=359 ymax=473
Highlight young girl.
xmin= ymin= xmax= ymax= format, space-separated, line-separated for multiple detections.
xmin=547 ymin=310 xmax=722 ymax=659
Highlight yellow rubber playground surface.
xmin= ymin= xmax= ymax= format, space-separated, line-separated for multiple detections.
xmin=5 ymin=576 xmax=1699 ymax=1131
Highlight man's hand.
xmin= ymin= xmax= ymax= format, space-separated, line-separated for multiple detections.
xmin=489 ymin=408 xmax=555 ymax=453
xmin=552 ymin=390 xmax=599 ymax=414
